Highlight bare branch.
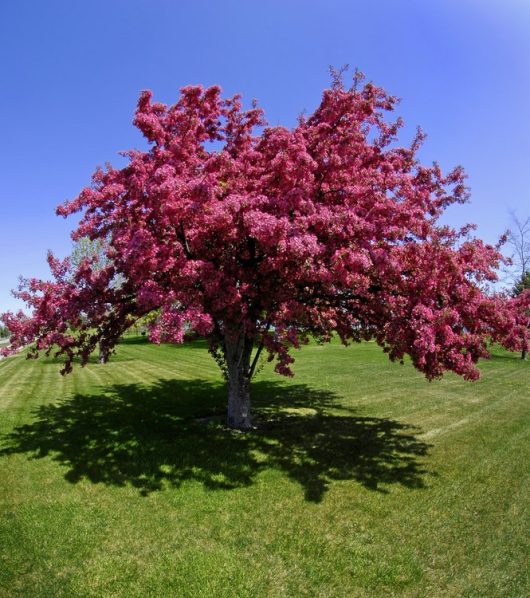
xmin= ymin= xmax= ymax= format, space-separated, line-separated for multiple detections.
xmin=507 ymin=213 xmax=530 ymax=281
xmin=247 ymin=321 xmax=271 ymax=379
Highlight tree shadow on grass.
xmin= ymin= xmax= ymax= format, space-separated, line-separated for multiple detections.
xmin=0 ymin=379 xmax=432 ymax=502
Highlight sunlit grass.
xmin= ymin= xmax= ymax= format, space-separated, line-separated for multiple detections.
xmin=0 ymin=337 xmax=528 ymax=597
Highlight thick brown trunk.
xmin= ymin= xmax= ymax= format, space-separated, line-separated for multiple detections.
xmin=522 ymin=348 xmax=527 ymax=360
xmin=225 ymin=334 xmax=253 ymax=430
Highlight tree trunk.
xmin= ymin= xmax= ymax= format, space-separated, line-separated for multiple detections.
xmin=98 ymin=341 xmax=108 ymax=364
xmin=225 ymin=334 xmax=253 ymax=430
xmin=522 ymin=348 xmax=527 ymax=360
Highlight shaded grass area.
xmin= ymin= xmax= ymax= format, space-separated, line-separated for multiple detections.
xmin=0 ymin=337 xmax=528 ymax=596
xmin=1 ymin=379 xmax=429 ymax=500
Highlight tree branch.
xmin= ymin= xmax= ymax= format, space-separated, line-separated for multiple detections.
xmin=178 ymin=224 xmax=194 ymax=259
xmin=247 ymin=321 xmax=271 ymax=379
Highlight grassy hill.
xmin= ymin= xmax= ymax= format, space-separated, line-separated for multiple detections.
xmin=0 ymin=337 xmax=528 ymax=597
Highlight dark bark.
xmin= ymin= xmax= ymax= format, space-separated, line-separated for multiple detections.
xmin=522 ymin=348 xmax=527 ymax=360
xmin=225 ymin=334 xmax=254 ymax=430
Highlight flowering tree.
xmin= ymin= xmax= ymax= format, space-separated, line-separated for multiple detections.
xmin=2 ymin=72 xmax=529 ymax=429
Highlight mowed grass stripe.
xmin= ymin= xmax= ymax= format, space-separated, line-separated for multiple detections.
xmin=0 ymin=352 xmax=37 ymax=403
xmin=418 ymin=384 xmax=526 ymax=441
xmin=117 ymin=341 xmax=218 ymax=381
xmin=0 ymin=356 xmax=47 ymax=417
xmin=407 ymin=424 xmax=530 ymax=597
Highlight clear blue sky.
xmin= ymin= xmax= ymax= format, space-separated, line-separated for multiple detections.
xmin=1 ymin=0 xmax=529 ymax=313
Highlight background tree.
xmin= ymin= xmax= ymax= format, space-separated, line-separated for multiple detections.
xmin=507 ymin=214 xmax=530 ymax=281
xmin=506 ymin=214 xmax=530 ymax=359
xmin=69 ymin=236 xmax=124 ymax=363
xmin=513 ymin=271 xmax=530 ymax=297
xmin=513 ymin=270 xmax=530 ymax=359
xmin=2 ymin=72 xmax=529 ymax=430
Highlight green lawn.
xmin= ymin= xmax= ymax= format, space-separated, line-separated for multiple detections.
xmin=0 ymin=337 xmax=528 ymax=597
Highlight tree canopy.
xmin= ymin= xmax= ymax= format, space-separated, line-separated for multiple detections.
xmin=2 ymin=72 xmax=529 ymax=428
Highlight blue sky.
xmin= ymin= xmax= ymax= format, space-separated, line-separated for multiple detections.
xmin=1 ymin=0 xmax=529 ymax=313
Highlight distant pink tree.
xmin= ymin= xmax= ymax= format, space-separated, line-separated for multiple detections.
xmin=3 ymin=72 xmax=529 ymax=429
